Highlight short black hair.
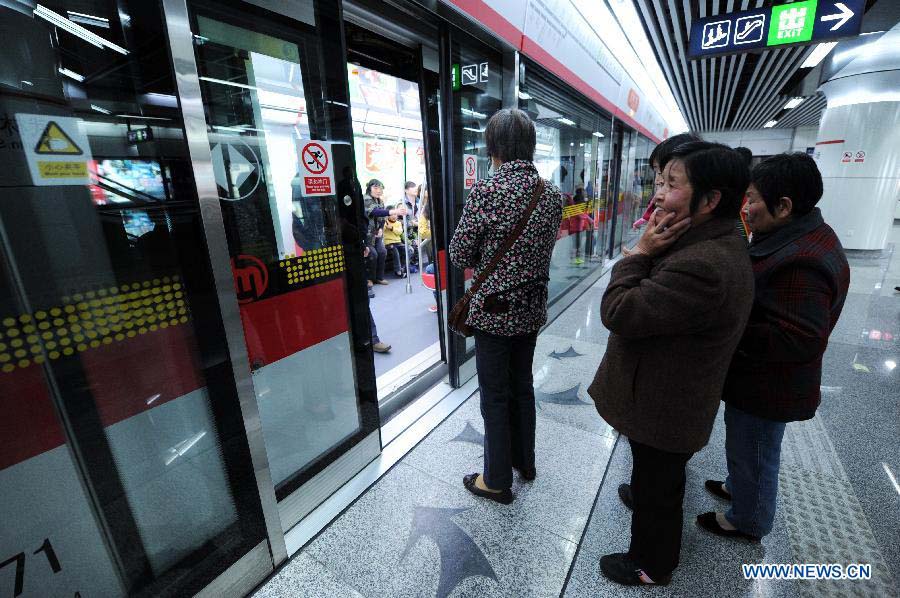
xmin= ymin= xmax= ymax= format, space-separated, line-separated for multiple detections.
xmin=667 ymin=141 xmax=750 ymax=218
xmin=404 ymin=181 xmax=416 ymax=190
xmin=751 ymin=153 xmax=823 ymax=216
xmin=485 ymin=108 xmax=536 ymax=162
xmin=735 ymin=147 xmax=753 ymax=166
xmin=650 ymin=132 xmax=702 ymax=171
xmin=365 ymin=179 xmax=383 ymax=195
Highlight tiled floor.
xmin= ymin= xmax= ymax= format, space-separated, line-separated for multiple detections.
xmin=253 ymin=224 xmax=900 ymax=598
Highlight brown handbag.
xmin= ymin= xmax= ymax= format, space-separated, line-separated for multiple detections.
xmin=448 ymin=177 xmax=545 ymax=337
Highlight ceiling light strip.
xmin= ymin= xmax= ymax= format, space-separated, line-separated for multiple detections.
xmin=34 ymin=4 xmax=128 ymax=54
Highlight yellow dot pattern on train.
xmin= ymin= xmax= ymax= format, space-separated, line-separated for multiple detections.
xmin=280 ymin=245 xmax=345 ymax=286
xmin=0 ymin=276 xmax=189 ymax=374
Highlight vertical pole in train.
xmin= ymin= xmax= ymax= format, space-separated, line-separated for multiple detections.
xmin=402 ymin=212 xmax=412 ymax=294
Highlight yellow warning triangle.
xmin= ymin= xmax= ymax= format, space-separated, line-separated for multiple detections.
xmin=35 ymin=121 xmax=83 ymax=155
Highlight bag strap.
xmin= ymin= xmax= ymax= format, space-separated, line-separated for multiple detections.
xmin=465 ymin=176 xmax=545 ymax=299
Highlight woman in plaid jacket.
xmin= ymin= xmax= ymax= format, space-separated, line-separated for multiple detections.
xmin=698 ymin=152 xmax=850 ymax=542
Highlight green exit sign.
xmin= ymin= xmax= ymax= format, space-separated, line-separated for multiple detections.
xmin=451 ymin=64 xmax=461 ymax=91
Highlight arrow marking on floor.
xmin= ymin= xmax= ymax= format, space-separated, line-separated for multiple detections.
xmin=548 ymin=346 xmax=584 ymax=360
xmin=535 ymin=383 xmax=590 ymax=408
xmin=401 ymin=507 xmax=497 ymax=598
xmin=450 ymin=421 xmax=485 ymax=447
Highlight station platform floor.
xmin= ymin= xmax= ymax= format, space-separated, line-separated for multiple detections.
xmin=253 ymin=224 xmax=900 ymax=598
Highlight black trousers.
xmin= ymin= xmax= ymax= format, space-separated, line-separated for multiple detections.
xmin=628 ymin=438 xmax=694 ymax=580
xmin=367 ymin=236 xmax=387 ymax=282
xmin=474 ymin=328 xmax=538 ymax=490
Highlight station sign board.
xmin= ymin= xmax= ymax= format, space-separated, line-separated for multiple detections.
xmin=689 ymin=0 xmax=865 ymax=59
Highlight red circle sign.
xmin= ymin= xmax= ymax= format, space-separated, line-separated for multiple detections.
xmin=302 ymin=142 xmax=329 ymax=175
xmin=465 ymin=156 xmax=476 ymax=176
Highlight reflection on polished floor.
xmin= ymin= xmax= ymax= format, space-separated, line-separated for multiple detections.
xmin=252 ymin=225 xmax=900 ymax=597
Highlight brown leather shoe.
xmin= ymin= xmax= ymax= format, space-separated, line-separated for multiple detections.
xmin=373 ymin=342 xmax=391 ymax=353
xmin=374 ymin=279 xmax=389 ymax=285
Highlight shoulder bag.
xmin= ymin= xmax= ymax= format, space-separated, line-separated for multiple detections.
xmin=448 ymin=177 xmax=545 ymax=337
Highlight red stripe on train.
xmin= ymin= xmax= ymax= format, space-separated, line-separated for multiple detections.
xmin=239 ymin=278 xmax=349 ymax=369
xmin=0 ymin=364 xmax=64 ymax=471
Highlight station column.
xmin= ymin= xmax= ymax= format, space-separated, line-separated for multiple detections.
xmin=814 ymin=23 xmax=900 ymax=251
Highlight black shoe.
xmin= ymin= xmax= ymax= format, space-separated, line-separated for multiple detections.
xmin=618 ymin=483 xmax=634 ymax=510
xmin=696 ymin=512 xmax=760 ymax=543
xmin=599 ymin=553 xmax=671 ymax=586
xmin=704 ymin=479 xmax=732 ymax=501
xmin=463 ymin=473 xmax=513 ymax=504
xmin=514 ymin=466 xmax=536 ymax=481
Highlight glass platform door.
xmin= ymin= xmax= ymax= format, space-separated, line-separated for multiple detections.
xmin=171 ymin=0 xmax=381 ymax=533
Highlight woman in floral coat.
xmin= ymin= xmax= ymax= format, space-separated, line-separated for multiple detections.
xmin=450 ymin=109 xmax=563 ymax=504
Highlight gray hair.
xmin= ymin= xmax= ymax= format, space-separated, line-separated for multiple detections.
xmin=484 ymin=108 xmax=536 ymax=162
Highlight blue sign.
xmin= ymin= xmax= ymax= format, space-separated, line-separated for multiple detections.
xmin=689 ymin=0 xmax=865 ymax=58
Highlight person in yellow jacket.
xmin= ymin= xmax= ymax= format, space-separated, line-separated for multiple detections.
xmin=384 ymin=210 xmax=412 ymax=277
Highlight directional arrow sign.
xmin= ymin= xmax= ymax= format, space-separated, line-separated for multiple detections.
xmin=690 ymin=0 xmax=865 ymax=59
xmin=821 ymin=2 xmax=853 ymax=31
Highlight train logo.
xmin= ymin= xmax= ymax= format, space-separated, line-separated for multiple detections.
xmin=232 ymin=254 xmax=269 ymax=304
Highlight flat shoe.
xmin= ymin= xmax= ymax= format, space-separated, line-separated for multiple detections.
xmin=463 ymin=473 xmax=513 ymax=504
xmin=696 ymin=512 xmax=760 ymax=543
xmin=599 ymin=553 xmax=671 ymax=586
xmin=704 ymin=479 xmax=732 ymax=501
xmin=374 ymin=279 xmax=389 ymax=285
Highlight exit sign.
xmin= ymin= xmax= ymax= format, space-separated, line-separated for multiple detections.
xmin=689 ymin=0 xmax=865 ymax=58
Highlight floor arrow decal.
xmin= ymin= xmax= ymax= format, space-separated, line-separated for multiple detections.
xmin=401 ymin=506 xmax=497 ymax=598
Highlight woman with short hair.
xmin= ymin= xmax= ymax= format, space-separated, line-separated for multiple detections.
xmin=450 ymin=108 xmax=563 ymax=504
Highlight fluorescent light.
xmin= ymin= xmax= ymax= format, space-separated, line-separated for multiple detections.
xmin=90 ymin=104 xmax=112 ymax=114
xmin=801 ymin=42 xmax=837 ymax=68
xmin=557 ymin=117 xmax=576 ymax=126
xmin=199 ymin=76 xmax=259 ymax=91
xmin=34 ymin=5 xmax=128 ymax=54
xmin=67 ymin=10 xmax=110 ymax=28
xmin=463 ymin=127 xmax=484 ymax=133
xmin=535 ymin=142 xmax=554 ymax=153
xmin=763 ymin=120 xmax=778 ymax=128
xmin=518 ymin=91 xmax=532 ymax=100
xmin=116 ymin=114 xmax=170 ymax=121
xmin=213 ymin=125 xmax=246 ymax=132
xmin=460 ymin=108 xmax=487 ymax=119
xmin=21 ymin=80 xmax=33 ymax=86
xmin=886 ymin=360 xmax=897 ymax=371
xmin=59 ymin=67 xmax=85 ymax=82
xmin=783 ymin=97 xmax=805 ymax=110
xmin=592 ymin=131 xmax=605 ymax=138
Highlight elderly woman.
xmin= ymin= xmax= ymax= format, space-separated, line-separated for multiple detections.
xmin=449 ymin=109 xmax=562 ymax=505
xmin=590 ymin=141 xmax=754 ymax=586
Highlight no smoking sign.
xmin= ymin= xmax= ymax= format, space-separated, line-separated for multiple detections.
xmin=300 ymin=140 xmax=335 ymax=196
xmin=463 ymin=153 xmax=477 ymax=190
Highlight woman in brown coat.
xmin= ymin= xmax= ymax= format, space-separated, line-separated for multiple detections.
xmin=589 ymin=141 xmax=754 ymax=586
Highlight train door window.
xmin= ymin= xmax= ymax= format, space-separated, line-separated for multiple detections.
xmin=448 ymin=30 xmax=504 ymax=373
xmin=183 ymin=0 xmax=380 ymax=528
xmin=344 ymin=21 xmax=444 ymax=402
xmin=621 ymin=134 xmax=652 ymax=251
xmin=0 ymin=1 xmax=269 ymax=595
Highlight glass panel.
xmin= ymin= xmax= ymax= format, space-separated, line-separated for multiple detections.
xmin=612 ymin=127 xmax=635 ymax=255
xmin=0 ymin=1 xmax=266 ymax=595
xmin=590 ymin=118 xmax=614 ymax=263
xmin=187 ymin=0 xmax=378 ymax=501
xmin=450 ymin=34 xmax=504 ymax=363
xmin=519 ymin=63 xmax=607 ymax=301
xmin=622 ymin=135 xmax=651 ymax=250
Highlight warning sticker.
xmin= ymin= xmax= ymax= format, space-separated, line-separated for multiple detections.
xmin=463 ymin=154 xmax=477 ymax=190
xmin=299 ymin=140 xmax=335 ymax=196
xmin=853 ymin=150 xmax=866 ymax=163
xmin=15 ymin=114 xmax=92 ymax=186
